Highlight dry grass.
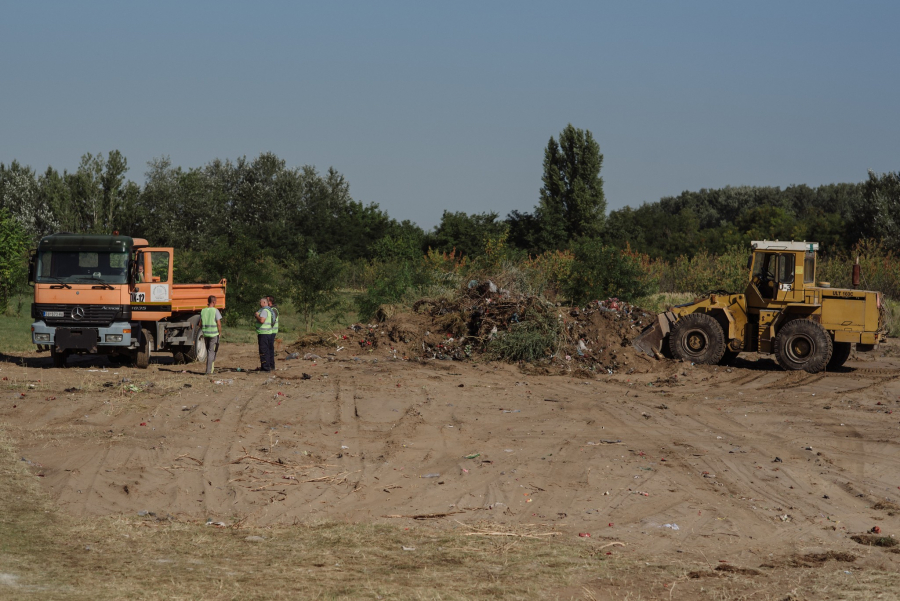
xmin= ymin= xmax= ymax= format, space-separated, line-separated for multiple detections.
xmin=633 ymin=292 xmax=696 ymax=314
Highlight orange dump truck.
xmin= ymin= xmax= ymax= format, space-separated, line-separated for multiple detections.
xmin=29 ymin=233 xmax=226 ymax=368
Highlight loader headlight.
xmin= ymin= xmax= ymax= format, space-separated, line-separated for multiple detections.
xmin=34 ymin=333 xmax=51 ymax=342
xmin=105 ymin=334 xmax=123 ymax=342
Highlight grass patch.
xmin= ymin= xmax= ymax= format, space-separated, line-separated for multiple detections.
xmin=0 ymin=294 xmax=35 ymax=353
xmin=222 ymin=294 xmax=358 ymax=346
xmin=633 ymin=292 xmax=696 ymax=314
xmin=883 ymin=298 xmax=900 ymax=338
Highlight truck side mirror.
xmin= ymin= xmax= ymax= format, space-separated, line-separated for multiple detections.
xmin=27 ymin=251 xmax=36 ymax=286
xmin=746 ymin=255 xmax=753 ymax=270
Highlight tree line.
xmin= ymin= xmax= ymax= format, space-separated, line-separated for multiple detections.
xmin=1 ymin=125 xmax=899 ymax=322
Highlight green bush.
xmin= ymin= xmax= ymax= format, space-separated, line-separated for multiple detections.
xmin=883 ymin=299 xmax=900 ymax=338
xmin=486 ymin=307 xmax=561 ymax=362
xmin=563 ymin=237 xmax=653 ymax=304
xmin=291 ymin=250 xmax=345 ymax=332
xmin=0 ymin=209 xmax=28 ymax=315
xmin=355 ymin=259 xmax=433 ymax=322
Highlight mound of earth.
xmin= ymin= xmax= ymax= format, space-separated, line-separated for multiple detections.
xmin=292 ymin=286 xmax=660 ymax=375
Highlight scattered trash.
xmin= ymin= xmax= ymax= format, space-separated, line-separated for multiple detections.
xmin=303 ymin=353 xmax=321 ymax=361
xmin=464 ymin=453 xmax=480 ymax=459
xmin=578 ymin=533 xmax=591 ymax=538
xmin=421 ymin=473 xmax=441 ymax=478
xmin=285 ymin=352 xmax=300 ymax=360
xmin=402 ymin=546 xmax=416 ymax=551
xmin=214 ymin=379 xmax=233 ymax=385
xmin=664 ymin=523 xmax=680 ymax=530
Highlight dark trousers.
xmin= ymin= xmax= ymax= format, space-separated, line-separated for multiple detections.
xmin=258 ymin=333 xmax=276 ymax=371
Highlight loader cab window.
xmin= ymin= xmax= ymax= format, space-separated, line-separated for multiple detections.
xmin=804 ymin=252 xmax=815 ymax=284
xmin=752 ymin=253 xmax=776 ymax=299
xmin=775 ymin=254 xmax=795 ymax=288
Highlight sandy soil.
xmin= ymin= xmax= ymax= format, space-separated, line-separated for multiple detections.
xmin=2 ymin=339 xmax=900 ymax=574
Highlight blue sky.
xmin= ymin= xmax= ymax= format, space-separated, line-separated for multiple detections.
xmin=2 ymin=1 xmax=898 ymax=228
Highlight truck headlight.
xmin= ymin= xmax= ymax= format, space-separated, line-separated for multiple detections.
xmin=105 ymin=334 xmax=124 ymax=342
xmin=34 ymin=333 xmax=51 ymax=342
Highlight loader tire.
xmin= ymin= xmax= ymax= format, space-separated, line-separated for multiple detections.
xmin=827 ymin=341 xmax=852 ymax=370
xmin=774 ymin=319 xmax=832 ymax=373
xmin=668 ymin=313 xmax=726 ymax=365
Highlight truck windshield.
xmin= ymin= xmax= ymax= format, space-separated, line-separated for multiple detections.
xmin=36 ymin=251 xmax=129 ymax=285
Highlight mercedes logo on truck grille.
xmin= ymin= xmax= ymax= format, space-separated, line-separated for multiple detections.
xmin=71 ymin=307 xmax=85 ymax=320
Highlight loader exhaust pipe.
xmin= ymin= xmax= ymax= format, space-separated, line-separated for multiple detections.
xmin=852 ymin=256 xmax=860 ymax=289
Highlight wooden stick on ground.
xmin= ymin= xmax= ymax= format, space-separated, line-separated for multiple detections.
xmin=175 ymin=454 xmax=204 ymax=465
xmin=382 ymin=511 xmax=466 ymax=520
xmin=462 ymin=532 xmax=558 ymax=538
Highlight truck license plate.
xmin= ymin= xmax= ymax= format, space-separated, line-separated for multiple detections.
xmin=43 ymin=311 xmax=64 ymax=317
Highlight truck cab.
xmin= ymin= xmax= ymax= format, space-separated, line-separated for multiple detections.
xmin=30 ymin=233 xmax=225 ymax=368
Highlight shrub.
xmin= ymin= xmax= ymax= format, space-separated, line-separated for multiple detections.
xmin=355 ymin=259 xmax=434 ymax=322
xmin=291 ymin=250 xmax=345 ymax=332
xmin=486 ymin=306 xmax=561 ymax=361
xmin=563 ymin=238 xmax=653 ymax=304
xmin=0 ymin=210 xmax=28 ymax=314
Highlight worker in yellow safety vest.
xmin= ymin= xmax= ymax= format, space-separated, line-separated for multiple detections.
xmin=255 ymin=297 xmax=275 ymax=372
xmin=200 ymin=295 xmax=222 ymax=375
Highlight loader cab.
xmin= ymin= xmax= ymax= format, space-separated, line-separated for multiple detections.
xmin=748 ymin=241 xmax=818 ymax=304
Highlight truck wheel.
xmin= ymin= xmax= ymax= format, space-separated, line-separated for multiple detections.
xmin=51 ymin=349 xmax=68 ymax=368
xmin=135 ymin=328 xmax=153 ymax=369
xmin=668 ymin=313 xmax=726 ymax=364
xmin=185 ymin=317 xmax=207 ymax=363
xmin=774 ymin=319 xmax=832 ymax=373
xmin=827 ymin=341 xmax=852 ymax=370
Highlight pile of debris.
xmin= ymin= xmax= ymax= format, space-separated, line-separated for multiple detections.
xmin=291 ymin=281 xmax=661 ymax=375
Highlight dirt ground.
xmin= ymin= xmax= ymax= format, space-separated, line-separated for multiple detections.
xmin=3 ymin=337 xmax=900 ymax=597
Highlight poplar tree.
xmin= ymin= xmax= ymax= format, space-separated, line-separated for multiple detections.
xmin=536 ymin=124 xmax=606 ymax=250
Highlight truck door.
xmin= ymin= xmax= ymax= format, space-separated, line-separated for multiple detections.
xmin=131 ymin=248 xmax=174 ymax=318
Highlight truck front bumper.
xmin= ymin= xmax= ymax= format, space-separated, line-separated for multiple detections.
xmin=32 ymin=321 xmax=135 ymax=351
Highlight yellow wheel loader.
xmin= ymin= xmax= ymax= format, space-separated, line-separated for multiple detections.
xmin=633 ymin=241 xmax=886 ymax=373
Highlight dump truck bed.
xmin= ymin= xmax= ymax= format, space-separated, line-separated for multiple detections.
xmin=171 ymin=279 xmax=227 ymax=314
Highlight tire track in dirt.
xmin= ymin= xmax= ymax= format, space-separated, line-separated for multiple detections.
xmin=834 ymin=372 xmax=900 ymax=394
xmin=199 ymin=393 xmax=256 ymax=515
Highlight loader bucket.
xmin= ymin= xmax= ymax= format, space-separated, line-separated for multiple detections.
xmin=632 ymin=313 xmax=672 ymax=358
